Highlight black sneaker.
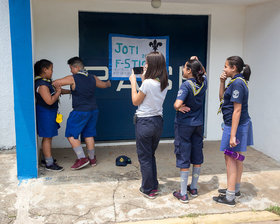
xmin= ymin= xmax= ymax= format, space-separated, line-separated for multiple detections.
xmin=218 ymin=188 xmax=241 ymax=197
xmin=213 ymin=194 xmax=236 ymax=207
xmin=41 ymin=158 xmax=57 ymax=167
xmin=45 ymin=163 xmax=64 ymax=172
xmin=187 ymin=185 xmax=198 ymax=197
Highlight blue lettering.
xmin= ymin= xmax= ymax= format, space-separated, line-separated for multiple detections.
xmin=116 ymin=59 xmax=121 ymax=68
xmin=125 ymin=59 xmax=130 ymax=68
xmin=115 ymin=43 xmax=123 ymax=53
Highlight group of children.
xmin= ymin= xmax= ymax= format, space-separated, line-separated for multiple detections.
xmin=35 ymin=53 xmax=253 ymax=207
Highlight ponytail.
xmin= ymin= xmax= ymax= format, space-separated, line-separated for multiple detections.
xmin=227 ymin=56 xmax=251 ymax=81
xmin=186 ymin=59 xmax=205 ymax=84
xmin=243 ymin=64 xmax=251 ymax=81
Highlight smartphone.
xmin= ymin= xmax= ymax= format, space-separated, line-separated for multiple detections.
xmin=133 ymin=67 xmax=144 ymax=74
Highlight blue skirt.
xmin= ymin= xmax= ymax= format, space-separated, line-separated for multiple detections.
xmin=36 ymin=105 xmax=60 ymax=138
xmin=220 ymin=119 xmax=253 ymax=152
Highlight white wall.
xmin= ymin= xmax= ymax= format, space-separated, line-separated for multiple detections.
xmin=31 ymin=0 xmax=246 ymax=148
xmin=0 ymin=0 xmax=16 ymax=150
xmin=244 ymin=0 xmax=280 ymax=161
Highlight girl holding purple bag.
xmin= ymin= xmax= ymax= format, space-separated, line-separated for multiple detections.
xmin=213 ymin=56 xmax=254 ymax=206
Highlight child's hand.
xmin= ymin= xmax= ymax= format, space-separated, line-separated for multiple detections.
xmin=52 ymin=80 xmax=59 ymax=88
xmin=106 ymin=80 xmax=111 ymax=88
xmin=230 ymin=136 xmax=237 ymax=148
xmin=220 ymin=72 xmax=227 ymax=82
xmin=129 ymin=70 xmax=136 ymax=83
xmin=178 ymin=104 xmax=191 ymax=113
xmin=56 ymin=85 xmax=62 ymax=94
xmin=190 ymin=56 xmax=199 ymax=60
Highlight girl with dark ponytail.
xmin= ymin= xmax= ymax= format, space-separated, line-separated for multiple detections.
xmin=213 ymin=56 xmax=253 ymax=206
xmin=173 ymin=56 xmax=207 ymax=203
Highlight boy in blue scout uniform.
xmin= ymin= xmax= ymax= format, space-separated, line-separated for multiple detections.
xmin=213 ymin=56 xmax=253 ymax=206
xmin=35 ymin=59 xmax=70 ymax=172
xmin=173 ymin=56 xmax=207 ymax=203
xmin=53 ymin=57 xmax=111 ymax=170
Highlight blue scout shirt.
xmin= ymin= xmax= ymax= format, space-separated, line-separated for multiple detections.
xmin=222 ymin=73 xmax=250 ymax=126
xmin=35 ymin=78 xmax=58 ymax=109
xmin=175 ymin=75 xmax=207 ymax=126
xmin=71 ymin=70 xmax=97 ymax=111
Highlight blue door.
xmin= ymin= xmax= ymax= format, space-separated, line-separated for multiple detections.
xmin=79 ymin=12 xmax=208 ymax=141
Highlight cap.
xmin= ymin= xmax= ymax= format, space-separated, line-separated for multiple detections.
xmin=116 ymin=155 xmax=131 ymax=166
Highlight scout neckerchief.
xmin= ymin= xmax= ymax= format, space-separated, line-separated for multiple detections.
xmin=77 ymin=69 xmax=88 ymax=76
xmin=217 ymin=76 xmax=248 ymax=114
xmin=34 ymin=76 xmax=63 ymax=123
xmin=187 ymin=79 xmax=204 ymax=96
xmin=34 ymin=76 xmax=51 ymax=83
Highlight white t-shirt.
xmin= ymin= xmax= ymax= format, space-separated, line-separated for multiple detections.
xmin=136 ymin=79 xmax=168 ymax=117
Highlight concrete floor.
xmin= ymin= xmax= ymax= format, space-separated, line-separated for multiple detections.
xmin=1 ymin=141 xmax=280 ymax=224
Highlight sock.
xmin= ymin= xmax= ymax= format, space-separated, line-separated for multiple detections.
xmin=226 ymin=190 xmax=235 ymax=201
xmin=235 ymin=183 xmax=241 ymax=193
xmin=180 ymin=171 xmax=189 ymax=195
xmin=73 ymin=146 xmax=85 ymax=159
xmin=190 ymin=167 xmax=201 ymax=190
xmin=45 ymin=157 xmax=54 ymax=166
xmin=87 ymin=149 xmax=95 ymax=159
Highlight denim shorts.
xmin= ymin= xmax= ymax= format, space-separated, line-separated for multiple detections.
xmin=174 ymin=123 xmax=204 ymax=169
xmin=36 ymin=105 xmax=59 ymax=138
xmin=65 ymin=109 xmax=99 ymax=139
xmin=220 ymin=119 xmax=253 ymax=152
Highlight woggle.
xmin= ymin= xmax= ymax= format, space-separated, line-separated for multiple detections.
xmin=56 ymin=113 xmax=63 ymax=123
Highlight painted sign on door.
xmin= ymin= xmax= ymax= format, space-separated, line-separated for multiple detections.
xmin=109 ymin=34 xmax=169 ymax=80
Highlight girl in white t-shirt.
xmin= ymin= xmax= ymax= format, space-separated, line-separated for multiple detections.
xmin=129 ymin=51 xmax=168 ymax=199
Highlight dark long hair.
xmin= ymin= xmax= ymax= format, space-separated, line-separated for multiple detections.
xmin=227 ymin=56 xmax=251 ymax=81
xmin=34 ymin=59 xmax=53 ymax=77
xmin=186 ymin=59 xmax=205 ymax=84
xmin=145 ymin=52 xmax=168 ymax=91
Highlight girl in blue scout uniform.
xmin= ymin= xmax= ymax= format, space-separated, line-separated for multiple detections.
xmin=53 ymin=57 xmax=111 ymax=170
xmin=129 ymin=51 xmax=168 ymax=199
xmin=172 ymin=57 xmax=207 ymax=203
xmin=213 ymin=56 xmax=253 ymax=206
xmin=35 ymin=59 xmax=68 ymax=172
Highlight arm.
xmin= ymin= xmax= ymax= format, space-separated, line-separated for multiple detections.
xmin=174 ymin=100 xmax=191 ymax=113
xmin=95 ymin=75 xmax=111 ymax=88
xmin=219 ymin=72 xmax=227 ymax=101
xmin=230 ymin=102 xmax=242 ymax=147
xmin=61 ymin=88 xmax=71 ymax=94
xmin=53 ymin=75 xmax=75 ymax=88
xmin=38 ymin=85 xmax=61 ymax=105
xmin=129 ymin=72 xmax=146 ymax=106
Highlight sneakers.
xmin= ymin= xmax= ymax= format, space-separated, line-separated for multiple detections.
xmin=71 ymin=157 xmax=89 ymax=170
xmin=139 ymin=188 xmax=157 ymax=199
xmin=213 ymin=194 xmax=236 ymax=207
xmin=218 ymin=188 xmax=241 ymax=197
xmin=88 ymin=156 xmax=97 ymax=167
xmin=41 ymin=158 xmax=57 ymax=167
xmin=187 ymin=185 xmax=198 ymax=197
xmin=173 ymin=191 xmax=189 ymax=203
xmin=45 ymin=163 xmax=64 ymax=172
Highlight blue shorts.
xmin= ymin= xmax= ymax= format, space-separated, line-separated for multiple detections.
xmin=36 ymin=105 xmax=59 ymax=138
xmin=65 ymin=109 xmax=99 ymax=139
xmin=174 ymin=123 xmax=204 ymax=169
xmin=220 ymin=119 xmax=254 ymax=152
